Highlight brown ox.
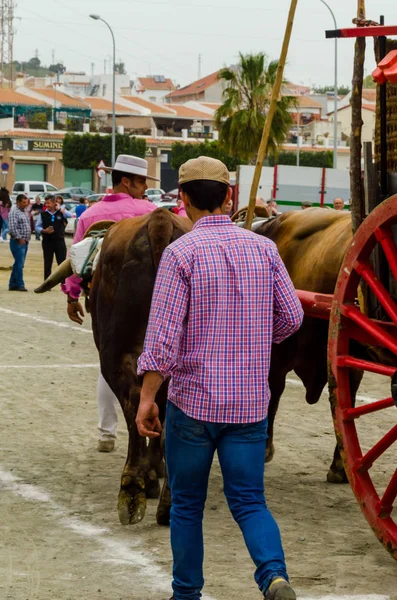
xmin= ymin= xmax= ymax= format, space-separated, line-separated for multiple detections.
xmin=89 ymin=209 xmax=191 ymax=525
xmin=256 ymin=208 xmax=359 ymax=482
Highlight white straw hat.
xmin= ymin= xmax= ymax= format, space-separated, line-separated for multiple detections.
xmin=107 ymin=154 xmax=160 ymax=181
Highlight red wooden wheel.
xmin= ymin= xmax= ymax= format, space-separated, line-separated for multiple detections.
xmin=329 ymin=194 xmax=397 ymax=560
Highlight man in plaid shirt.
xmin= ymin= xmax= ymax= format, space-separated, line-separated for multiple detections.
xmin=8 ymin=194 xmax=31 ymax=291
xmin=136 ymin=157 xmax=303 ymax=600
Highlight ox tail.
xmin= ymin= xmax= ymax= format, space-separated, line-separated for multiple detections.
xmin=147 ymin=209 xmax=175 ymax=270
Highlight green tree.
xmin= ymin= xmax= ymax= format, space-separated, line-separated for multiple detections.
xmin=363 ymin=74 xmax=376 ymax=89
xmin=115 ymin=60 xmax=126 ymax=75
xmin=215 ymin=53 xmax=296 ymax=163
xmin=268 ymin=150 xmax=333 ymax=168
xmin=312 ymin=85 xmax=350 ymax=95
xmin=28 ymin=56 xmax=41 ymax=69
xmin=63 ymin=133 xmax=146 ymax=169
xmin=49 ymin=63 xmax=66 ymax=74
xmin=170 ymin=140 xmax=242 ymax=172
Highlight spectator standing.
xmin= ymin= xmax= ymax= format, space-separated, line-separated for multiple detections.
xmin=31 ymin=196 xmax=44 ymax=240
xmin=0 ymin=187 xmax=12 ymax=241
xmin=136 ymin=156 xmax=304 ymax=600
xmin=333 ymin=197 xmax=345 ymax=210
xmin=75 ymin=197 xmax=87 ymax=219
xmin=267 ymin=199 xmax=282 ymax=216
xmin=301 ymin=200 xmax=312 ymax=210
xmin=224 ymin=196 xmax=234 ymax=215
xmin=171 ymin=195 xmax=188 ymax=217
xmin=35 ymin=194 xmax=73 ymax=279
xmin=8 ymin=194 xmax=31 ymax=291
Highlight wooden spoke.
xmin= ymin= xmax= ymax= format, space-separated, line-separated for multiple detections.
xmin=343 ymin=397 xmax=395 ymax=421
xmin=354 ymin=259 xmax=397 ymax=326
xmin=357 ymin=425 xmax=397 ymax=473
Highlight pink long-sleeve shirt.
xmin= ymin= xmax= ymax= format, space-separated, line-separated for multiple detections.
xmin=62 ymin=193 xmax=156 ymax=298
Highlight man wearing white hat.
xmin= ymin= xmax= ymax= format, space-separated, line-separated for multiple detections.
xmin=63 ymin=154 xmax=158 ymax=452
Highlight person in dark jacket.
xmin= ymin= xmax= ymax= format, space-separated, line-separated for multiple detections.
xmin=35 ymin=194 xmax=72 ymax=279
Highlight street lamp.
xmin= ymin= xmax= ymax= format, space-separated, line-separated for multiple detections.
xmin=89 ymin=13 xmax=116 ymax=169
xmin=319 ymin=0 xmax=338 ymax=169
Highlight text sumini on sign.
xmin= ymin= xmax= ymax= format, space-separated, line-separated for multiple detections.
xmin=32 ymin=140 xmax=63 ymax=152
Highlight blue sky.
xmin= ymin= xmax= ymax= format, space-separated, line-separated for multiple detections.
xmin=13 ymin=0 xmax=397 ymax=88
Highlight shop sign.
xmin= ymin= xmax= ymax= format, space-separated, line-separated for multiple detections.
xmin=31 ymin=140 xmax=63 ymax=152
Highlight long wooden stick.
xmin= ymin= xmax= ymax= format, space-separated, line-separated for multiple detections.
xmin=350 ymin=0 xmax=366 ymax=233
xmin=245 ymin=0 xmax=299 ymax=230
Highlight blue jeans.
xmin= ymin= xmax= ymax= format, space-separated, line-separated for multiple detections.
xmin=9 ymin=239 xmax=28 ymax=289
xmin=2 ymin=218 xmax=8 ymax=240
xmin=166 ymin=401 xmax=288 ymax=600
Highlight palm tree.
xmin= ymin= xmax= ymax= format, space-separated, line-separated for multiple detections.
xmin=215 ymin=53 xmax=296 ymax=164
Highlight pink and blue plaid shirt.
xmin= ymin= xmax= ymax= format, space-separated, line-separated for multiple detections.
xmin=137 ymin=215 xmax=303 ymax=423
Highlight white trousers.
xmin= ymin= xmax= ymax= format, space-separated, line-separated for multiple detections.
xmin=97 ymin=372 xmax=119 ymax=441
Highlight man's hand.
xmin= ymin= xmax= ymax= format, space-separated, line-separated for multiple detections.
xmin=67 ymin=300 xmax=85 ymax=324
xmin=17 ymin=239 xmax=26 ymax=246
xmin=42 ymin=226 xmax=54 ymax=234
xmin=136 ymin=399 xmax=162 ymax=438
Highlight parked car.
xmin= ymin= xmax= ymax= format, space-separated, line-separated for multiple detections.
xmin=11 ymin=181 xmax=58 ymax=203
xmin=56 ymin=187 xmax=95 ymax=200
xmin=153 ymin=198 xmax=177 ymax=210
xmin=86 ymin=194 xmax=105 ymax=204
xmin=32 ymin=191 xmax=73 ymax=205
xmin=161 ymin=188 xmax=179 ymax=202
xmin=146 ymin=188 xmax=165 ymax=202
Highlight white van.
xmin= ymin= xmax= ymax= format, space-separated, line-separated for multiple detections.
xmin=11 ymin=181 xmax=58 ymax=203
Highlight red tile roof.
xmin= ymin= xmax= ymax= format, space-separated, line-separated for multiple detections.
xmin=0 ymin=89 xmax=48 ymax=106
xmin=30 ymin=88 xmax=89 ymax=108
xmin=330 ymin=103 xmax=376 ymax=114
xmin=200 ymin=102 xmax=221 ymax=111
xmin=136 ymin=77 xmax=175 ymax=91
xmin=166 ymin=71 xmax=219 ymax=99
xmin=362 ymin=89 xmax=376 ymax=102
xmin=166 ymin=104 xmax=214 ymax=119
xmin=121 ymin=95 xmax=175 ymax=114
xmin=293 ymin=96 xmax=323 ymax=109
xmin=81 ymin=97 xmax=138 ymax=114
xmin=2 ymin=129 xmax=66 ymax=139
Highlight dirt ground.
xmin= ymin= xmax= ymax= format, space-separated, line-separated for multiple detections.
xmin=0 ymin=239 xmax=396 ymax=600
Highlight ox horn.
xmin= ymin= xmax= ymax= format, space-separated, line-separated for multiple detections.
xmin=34 ymin=259 xmax=73 ymax=293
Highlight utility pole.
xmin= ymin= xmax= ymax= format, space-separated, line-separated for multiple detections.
xmin=52 ymin=48 xmax=55 ymax=65
xmin=198 ymin=54 xmax=202 ymax=79
xmin=0 ymin=0 xmax=15 ymax=88
xmin=91 ymin=62 xmax=95 ymax=77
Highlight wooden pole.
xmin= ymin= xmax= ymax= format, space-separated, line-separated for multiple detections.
xmin=350 ymin=0 xmax=366 ymax=233
xmin=244 ymin=0 xmax=298 ymax=230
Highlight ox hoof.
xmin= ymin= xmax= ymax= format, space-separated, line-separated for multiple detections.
xmin=156 ymin=503 xmax=171 ymax=526
xmin=326 ymin=468 xmax=348 ymax=484
xmin=145 ymin=469 xmax=161 ymax=499
xmin=118 ymin=487 xmax=147 ymax=525
xmin=265 ymin=443 xmax=275 ymax=463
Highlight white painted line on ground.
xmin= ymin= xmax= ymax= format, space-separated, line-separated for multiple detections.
xmin=0 ymin=306 xmax=92 ymax=334
xmin=286 ymin=377 xmax=378 ymax=405
xmin=0 ymin=364 xmax=99 ymax=369
xmin=299 ymin=597 xmax=388 ymax=600
xmin=0 ymin=466 xmax=216 ymax=600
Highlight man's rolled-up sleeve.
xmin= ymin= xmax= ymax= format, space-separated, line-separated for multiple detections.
xmin=138 ymin=249 xmax=189 ymax=379
xmin=272 ymin=251 xmax=304 ymax=344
